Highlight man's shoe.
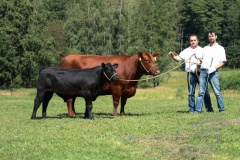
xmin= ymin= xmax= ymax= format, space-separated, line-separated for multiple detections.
xmin=193 ymin=111 xmax=201 ymax=114
xmin=219 ymin=110 xmax=225 ymax=113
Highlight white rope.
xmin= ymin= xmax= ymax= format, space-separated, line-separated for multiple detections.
xmin=119 ymin=54 xmax=200 ymax=82
xmin=119 ymin=59 xmax=186 ymax=82
xmin=103 ymin=72 xmax=118 ymax=81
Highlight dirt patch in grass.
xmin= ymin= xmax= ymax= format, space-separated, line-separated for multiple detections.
xmin=124 ymin=134 xmax=211 ymax=159
xmin=0 ymin=89 xmax=36 ymax=97
xmin=0 ymin=90 xmax=12 ymax=96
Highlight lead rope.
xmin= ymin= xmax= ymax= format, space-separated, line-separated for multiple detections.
xmin=186 ymin=50 xmax=202 ymax=95
xmin=103 ymin=72 xmax=117 ymax=81
xmin=119 ymin=55 xmax=192 ymax=82
xmin=119 ymin=52 xmax=202 ymax=82
xmin=141 ymin=53 xmax=174 ymax=74
xmin=157 ymin=53 xmax=169 ymax=68
xmin=187 ymin=54 xmax=200 ymax=95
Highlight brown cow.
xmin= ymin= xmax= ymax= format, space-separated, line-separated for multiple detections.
xmin=60 ymin=52 xmax=160 ymax=117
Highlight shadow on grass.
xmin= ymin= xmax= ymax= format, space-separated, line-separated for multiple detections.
xmin=32 ymin=112 xmax=149 ymax=119
xmin=124 ymin=112 xmax=150 ymax=116
xmin=176 ymin=110 xmax=190 ymax=113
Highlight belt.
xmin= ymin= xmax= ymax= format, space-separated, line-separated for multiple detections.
xmin=187 ymin=71 xmax=201 ymax=74
xmin=201 ymin=68 xmax=218 ymax=72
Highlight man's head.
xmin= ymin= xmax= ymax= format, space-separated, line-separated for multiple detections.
xmin=189 ymin=34 xmax=199 ymax=49
xmin=208 ymin=29 xmax=217 ymax=45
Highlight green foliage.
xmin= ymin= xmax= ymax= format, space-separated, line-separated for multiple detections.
xmin=221 ymin=72 xmax=240 ymax=91
xmin=0 ymin=0 xmax=33 ymax=86
xmin=0 ymin=0 xmax=240 ymax=88
xmin=180 ymin=0 xmax=224 ymax=46
xmin=175 ymin=86 xmax=186 ymax=99
xmin=179 ymin=0 xmax=240 ymax=69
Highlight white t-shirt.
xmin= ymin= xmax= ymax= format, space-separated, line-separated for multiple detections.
xmin=201 ymin=43 xmax=227 ymax=69
xmin=177 ymin=46 xmax=203 ymax=73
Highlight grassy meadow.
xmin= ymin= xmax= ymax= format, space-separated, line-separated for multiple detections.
xmin=0 ymin=70 xmax=240 ymax=160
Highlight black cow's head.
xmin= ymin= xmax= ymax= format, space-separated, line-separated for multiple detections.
xmin=102 ymin=63 xmax=119 ymax=81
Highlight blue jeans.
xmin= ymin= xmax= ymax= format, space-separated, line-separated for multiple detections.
xmin=187 ymin=72 xmax=212 ymax=112
xmin=195 ymin=69 xmax=225 ymax=112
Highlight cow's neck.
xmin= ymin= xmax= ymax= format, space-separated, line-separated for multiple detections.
xmin=100 ymin=70 xmax=110 ymax=87
xmin=129 ymin=54 xmax=147 ymax=81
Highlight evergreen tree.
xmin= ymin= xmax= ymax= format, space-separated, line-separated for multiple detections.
xmin=221 ymin=0 xmax=240 ymax=68
xmin=180 ymin=0 xmax=240 ymax=68
xmin=179 ymin=0 xmax=224 ymax=47
xmin=0 ymin=0 xmax=33 ymax=87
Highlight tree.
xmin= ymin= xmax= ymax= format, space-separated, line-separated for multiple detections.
xmin=221 ymin=0 xmax=240 ymax=68
xmin=179 ymin=0 xmax=224 ymax=47
xmin=0 ymin=0 xmax=33 ymax=87
xmin=180 ymin=0 xmax=240 ymax=69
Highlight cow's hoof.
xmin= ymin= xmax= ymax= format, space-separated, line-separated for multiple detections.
xmin=31 ymin=116 xmax=36 ymax=119
xmin=111 ymin=112 xmax=117 ymax=116
xmin=120 ymin=112 xmax=125 ymax=116
xmin=68 ymin=112 xmax=76 ymax=117
xmin=84 ymin=116 xmax=94 ymax=120
xmin=42 ymin=113 xmax=47 ymax=119
xmin=68 ymin=114 xmax=76 ymax=118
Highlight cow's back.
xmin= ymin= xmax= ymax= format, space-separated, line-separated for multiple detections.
xmin=60 ymin=54 xmax=135 ymax=79
xmin=37 ymin=66 xmax=102 ymax=94
xmin=60 ymin=54 xmax=138 ymax=95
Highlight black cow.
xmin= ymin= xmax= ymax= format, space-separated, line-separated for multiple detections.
xmin=31 ymin=63 xmax=119 ymax=119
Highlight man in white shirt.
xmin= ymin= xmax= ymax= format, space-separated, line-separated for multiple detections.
xmin=195 ymin=29 xmax=226 ymax=113
xmin=168 ymin=34 xmax=213 ymax=113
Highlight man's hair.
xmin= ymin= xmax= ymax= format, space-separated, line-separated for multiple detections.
xmin=209 ymin=29 xmax=217 ymax=36
xmin=189 ymin=34 xmax=198 ymax=40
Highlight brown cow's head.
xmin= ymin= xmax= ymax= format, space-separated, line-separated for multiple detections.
xmin=138 ymin=52 xmax=160 ymax=76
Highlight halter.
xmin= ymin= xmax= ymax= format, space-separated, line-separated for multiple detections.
xmin=103 ymin=72 xmax=118 ymax=81
xmin=139 ymin=57 xmax=157 ymax=74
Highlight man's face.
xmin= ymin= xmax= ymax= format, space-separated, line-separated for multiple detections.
xmin=208 ymin=33 xmax=217 ymax=43
xmin=189 ymin=36 xmax=199 ymax=48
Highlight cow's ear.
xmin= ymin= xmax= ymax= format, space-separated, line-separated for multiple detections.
xmin=153 ymin=52 xmax=161 ymax=60
xmin=113 ymin=63 xmax=118 ymax=69
xmin=102 ymin=63 xmax=105 ymax=68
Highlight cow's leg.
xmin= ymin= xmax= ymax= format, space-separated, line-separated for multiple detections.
xmin=66 ymin=98 xmax=76 ymax=117
xmin=112 ymin=95 xmax=121 ymax=116
xmin=31 ymin=91 xmax=44 ymax=119
xmin=120 ymin=96 xmax=127 ymax=116
xmin=42 ymin=91 xmax=54 ymax=118
xmin=84 ymin=99 xmax=94 ymax=120
xmin=71 ymin=97 xmax=76 ymax=114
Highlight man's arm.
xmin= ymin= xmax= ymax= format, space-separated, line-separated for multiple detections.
xmin=214 ymin=61 xmax=226 ymax=70
xmin=168 ymin=52 xmax=181 ymax=62
xmin=208 ymin=61 xmax=226 ymax=74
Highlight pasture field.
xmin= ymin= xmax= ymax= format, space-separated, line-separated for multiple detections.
xmin=0 ymin=70 xmax=240 ymax=160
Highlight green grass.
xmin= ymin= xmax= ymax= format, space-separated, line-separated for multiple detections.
xmin=1 ymin=70 xmax=240 ymax=160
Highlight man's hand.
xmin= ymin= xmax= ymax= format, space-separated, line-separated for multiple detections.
xmin=208 ymin=67 xmax=216 ymax=74
xmin=168 ymin=52 xmax=174 ymax=57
